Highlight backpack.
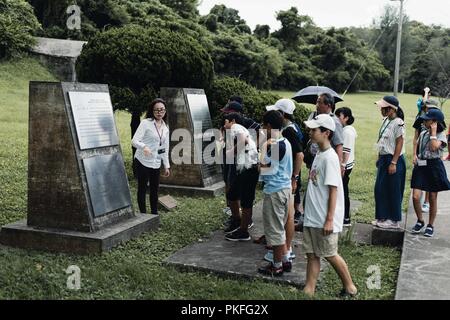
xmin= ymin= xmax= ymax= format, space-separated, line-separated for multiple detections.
xmin=285 ymin=122 xmax=304 ymax=143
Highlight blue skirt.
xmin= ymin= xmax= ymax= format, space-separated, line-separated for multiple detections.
xmin=374 ymin=154 xmax=406 ymax=222
xmin=411 ymin=158 xmax=450 ymax=192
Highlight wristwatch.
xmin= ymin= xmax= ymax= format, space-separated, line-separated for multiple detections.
xmin=293 ymin=175 xmax=300 ymax=180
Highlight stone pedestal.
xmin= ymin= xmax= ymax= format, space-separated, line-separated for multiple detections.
xmin=0 ymin=82 xmax=158 ymax=254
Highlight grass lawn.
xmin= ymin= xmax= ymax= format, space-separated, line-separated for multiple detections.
xmin=0 ymin=57 xmax=411 ymax=299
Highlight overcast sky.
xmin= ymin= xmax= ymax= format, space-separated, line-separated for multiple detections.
xmin=198 ymin=0 xmax=450 ymax=31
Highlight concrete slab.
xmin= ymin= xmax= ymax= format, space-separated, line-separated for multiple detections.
xmin=396 ymin=161 xmax=450 ymax=300
xmin=159 ymin=181 xmax=225 ymax=198
xmin=165 ymin=200 xmax=309 ymax=287
xmin=32 ymin=37 xmax=86 ymax=58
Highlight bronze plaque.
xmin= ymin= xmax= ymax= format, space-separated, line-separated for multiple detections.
xmin=83 ymin=153 xmax=132 ymax=217
xmin=68 ymin=91 xmax=119 ymax=150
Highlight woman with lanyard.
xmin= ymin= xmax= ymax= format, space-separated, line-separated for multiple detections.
xmin=373 ymin=96 xmax=406 ymax=229
xmin=410 ymin=108 xmax=450 ymax=237
xmin=132 ymin=98 xmax=170 ymax=215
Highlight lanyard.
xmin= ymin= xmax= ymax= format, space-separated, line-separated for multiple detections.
xmin=377 ymin=118 xmax=392 ymax=142
xmin=154 ymin=122 xmax=164 ymax=146
xmin=418 ymin=131 xmax=430 ymax=159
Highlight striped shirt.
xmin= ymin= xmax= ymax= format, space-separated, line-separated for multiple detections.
xmin=377 ymin=117 xmax=405 ymax=156
xmin=132 ymin=118 xmax=170 ymax=169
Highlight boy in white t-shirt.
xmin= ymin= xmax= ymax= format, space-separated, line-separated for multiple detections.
xmin=302 ymin=114 xmax=357 ymax=297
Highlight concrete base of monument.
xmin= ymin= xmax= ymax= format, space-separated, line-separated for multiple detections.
xmin=0 ymin=213 xmax=159 ymax=254
xmin=159 ymin=181 xmax=225 ymax=198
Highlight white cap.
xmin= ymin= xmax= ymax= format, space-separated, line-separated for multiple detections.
xmin=304 ymin=114 xmax=336 ymax=132
xmin=266 ymin=98 xmax=296 ymax=115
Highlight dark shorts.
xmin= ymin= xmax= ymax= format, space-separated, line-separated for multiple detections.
xmin=411 ymin=158 xmax=450 ymax=192
xmin=226 ymin=166 xmax=259 ymax=208
xmin=294 ymin=174 xmax=301 ymax=204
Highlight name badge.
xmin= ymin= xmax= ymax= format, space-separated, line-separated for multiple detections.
xmin=158 ymin=148 xmax=166 ymax=155
xmin=417 ymin=160 xmax=427 ymax=167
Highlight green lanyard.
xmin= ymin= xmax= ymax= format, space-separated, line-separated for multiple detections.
xmin=377 ymin=118 xmax=393 ymax=142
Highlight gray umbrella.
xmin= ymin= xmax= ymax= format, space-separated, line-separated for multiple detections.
xmin=292 ymin=86 xmax=343 ymax=104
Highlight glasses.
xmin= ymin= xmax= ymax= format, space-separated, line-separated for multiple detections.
xmin=154 ymin=109 xmax=166 ymax=113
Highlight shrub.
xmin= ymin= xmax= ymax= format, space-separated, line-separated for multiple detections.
xmin=76 ymin=24 xmax=214 ymax=115
xmin=0 ymin=0 xmax=40 ymax=59
xmin=206 ymin=76 xmax=311 ymax=128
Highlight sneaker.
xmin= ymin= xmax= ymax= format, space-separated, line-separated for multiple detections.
xmin=224 ymin=218 xmax=241 ymax=234
xmin=422 ymin=202 xmax=430 ymax=213
xmin=225 ymin=228 xmax=251 ymax=241
xmin=288 ymin=248 xmax=296 ymax=260
xmin=371 ymin=219 xmax=385 ymax=226
xmin=282 ymin=260 xmax=292 ymax=272
xmin=294 ymin=211 xmax=303 ymax=224
xmin=411 ymin=220 xmax=425 ymax=234
xmin=377 ymin=219 xmax=400 ymax=229
xmin=257 ymin=263 xmax=283 ymax=277
xmin=343 ymin=218 xmax=352 ymax=227
xmin=424 ymin=225 xmax=434 ymax=237
xmin=264 ymin=250 xmax=273 ymax=263
xmin=223 ymin=207 xmax=232 ymax=216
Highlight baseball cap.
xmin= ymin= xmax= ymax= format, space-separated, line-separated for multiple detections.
xmin=220 ymin=101 xmax=243 ymax=113
xmin=420 ymin=108 xmax=445 ymax=122
xmin=266 ymin=98 xmax=296 ymax=115
xmin=304 ymin=114 xmax=336 ymax=132
xmin=375 ymin=95 xmax=400 ymax=110
xmin=425 ymin=99 xmax=440 ymax=109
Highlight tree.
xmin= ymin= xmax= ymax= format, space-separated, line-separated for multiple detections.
xmin=76 ymin=25 xmax=214 ymax=162
xmin=272 ymin=7 xmax=314 ymax=48
xmin=254 ymin=24 xmax=270 ymax=40
xmin=159 ymin=0 xmax=199 ymax=19
xmin=0 ymin=0 xmax=41 ymax=59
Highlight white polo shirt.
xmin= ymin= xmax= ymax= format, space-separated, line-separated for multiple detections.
xmin=132 ymin=118 xmax=170 ymax=169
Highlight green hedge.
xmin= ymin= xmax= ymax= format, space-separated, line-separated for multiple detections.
xmin=206 ymin=76 xmax=311 ymax=129
xmin=76 ymin=24 xmax=214 ymax=115
xmin=0 ymin=0 xmax=40 ymax=60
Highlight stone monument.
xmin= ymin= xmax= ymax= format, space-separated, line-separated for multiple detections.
xmin=0 ymin=82 xmax=159 ymax=254
xmin=159 ymin=88 xmax=224 ymax=197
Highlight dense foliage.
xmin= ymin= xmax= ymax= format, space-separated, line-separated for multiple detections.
xmin=0 ymin=0 xmax=40 ymax=59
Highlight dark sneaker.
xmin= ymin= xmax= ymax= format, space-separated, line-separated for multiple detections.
xmin=257 ymin=263 xmax=283 ymax=277
xmin=424 ymin=224 xmax=434 ymax=237
xmin=224 ymin=218 xmax=241 ymax=234
xmin=282 ymin=260 xmax=292 ymax=272
xmin=343 ymin=218 xmax=351 ymax=227
xmin=225 ymin=228 xmax=251 ymax=241
xmin=411 ymin=220 xmax=425 ymax=234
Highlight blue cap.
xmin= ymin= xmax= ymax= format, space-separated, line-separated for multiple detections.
xmin=220 ymin=101 xmax=243 ymax=113
xmin=420 ymin=108 xmax=444 ymax=122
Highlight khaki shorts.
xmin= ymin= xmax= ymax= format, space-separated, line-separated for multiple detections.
xmin=302 ymin=227 xmax=339 ymax=258
xmin=262 ymin=188 xmax=291 ymax=246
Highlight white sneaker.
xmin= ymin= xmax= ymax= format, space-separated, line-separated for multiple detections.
xmin=377 ymin=219 xmax=400 ymax=229
xmin=223 ymin=207 xmax=232 ymax=216
xmin=372 ymin=219 xmax=384 ymax=226
xmin=422 ymin=202 xmax=430 ymax=213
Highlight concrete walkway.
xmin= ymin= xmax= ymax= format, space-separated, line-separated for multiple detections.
xmin=165 ymin=199 xmax=363 ymax=288
xmin=396 ymin=161 xmax=450 ymax=300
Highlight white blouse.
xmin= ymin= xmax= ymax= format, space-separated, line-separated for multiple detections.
xmin=132 ymin=118 xmax=170 ymax=169
xmin=377 ymin=117 xmax=405 ymax=156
